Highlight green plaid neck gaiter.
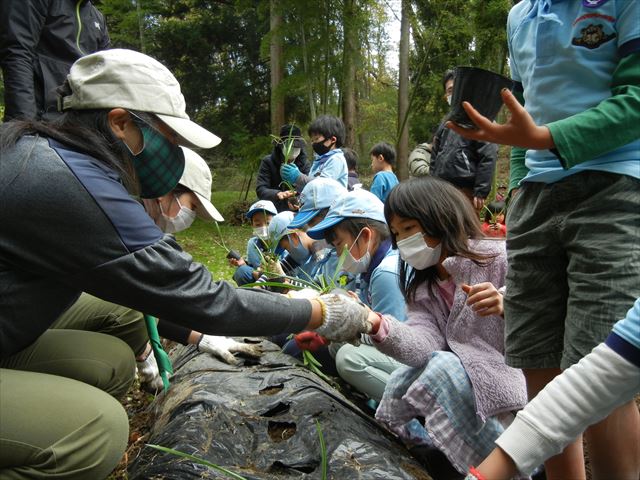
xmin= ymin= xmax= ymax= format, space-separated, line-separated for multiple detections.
xmin=128 ymin=119 xmax=185 ymax=199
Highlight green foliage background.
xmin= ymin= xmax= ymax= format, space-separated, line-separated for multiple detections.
xmin=2 ymin=1 xmax=512 ymax=180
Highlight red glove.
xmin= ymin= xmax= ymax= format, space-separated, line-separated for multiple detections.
xmin=294 ymin=331 xmax=328 ymax=352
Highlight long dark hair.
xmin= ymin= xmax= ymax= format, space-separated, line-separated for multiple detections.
xmin=384 ymin=176 xmax=494 ymax=302
xmin=0 ymin=108 xmax=155 ymax=194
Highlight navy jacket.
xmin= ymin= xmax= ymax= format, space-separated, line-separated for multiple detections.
xmin=0 ymin=135 xmax=311 ymax=358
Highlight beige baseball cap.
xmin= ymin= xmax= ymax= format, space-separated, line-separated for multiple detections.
xmin=60 ymin=49 xmax=221 ymax=149
xmin=178 ymin=148 xmax=224 ymax=222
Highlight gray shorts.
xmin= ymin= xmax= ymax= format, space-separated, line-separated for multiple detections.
xmin=504 ymin=171 xmax=640 ymax=370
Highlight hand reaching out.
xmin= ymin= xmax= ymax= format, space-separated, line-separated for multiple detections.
xmin=276 ymin=190 xmax=295 ymax=200
xmin=228 ymin=257 xmax=246 ymax=267
xmin=294 ymin=331 xmax=328 ymax=352
xmin=446 ymin=88 xmax=555 ymax=150
xmin=462 ymin=282 xmax=504 ymax=317
xmin=314 ymin=292 xmax=374 ymax=342
xmin=197 ymin=335 xmax=263 ymax=365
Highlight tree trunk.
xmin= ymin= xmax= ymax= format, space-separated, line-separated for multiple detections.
xmin=322 ymin=1 xmax=330 ymax=115
xmin=396 ymin=0 xmax=410 ymax=181
xmin=270 ymin=0 xmax=285 ymax=134
xmin=341 ymin=0 xmax=357 ymax=149
xmin=300 ymin=25 xmax=317 ymax=120
xmin=136 ymin=0 xmax=145 ymax=53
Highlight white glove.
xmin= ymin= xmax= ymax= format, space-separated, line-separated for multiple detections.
xmin=314 ymin=292 xmax=372 ymax=343
xmin=197 ymin=335 xmax=263 ymax=365
xmin=136 ymin=352 xmax=164 ymax=393
xmin=287 ymin=288 xmax=321 ymax=300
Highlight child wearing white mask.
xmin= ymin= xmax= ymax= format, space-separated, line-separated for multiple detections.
xmin=144 ymin=147 xmax=224 ymax=233
xmin=366 ymin=176 xmax=526 ymax=477
xmin=142 ymin=148 xmax=263 ymax=375
xmin=305 ymin=189 xmax=407 ymax=403
xmin=228 ymin=199 xmax=278 ymax=286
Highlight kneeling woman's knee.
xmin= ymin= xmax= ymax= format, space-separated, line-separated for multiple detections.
xmin=104 ymin=335 xmax=137 ymax=398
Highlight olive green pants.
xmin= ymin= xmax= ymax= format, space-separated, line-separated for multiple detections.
xmin=51 ymin=292 xmax=149 ymax=358
xmin=0 ymin=294 xmax=142 ymax=479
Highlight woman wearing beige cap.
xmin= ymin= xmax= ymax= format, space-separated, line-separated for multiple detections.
xmin=0 ymin=49 xmax=374 ymax=479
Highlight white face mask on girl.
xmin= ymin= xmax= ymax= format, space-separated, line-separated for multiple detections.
xmin=446 ymin=95 xmax=452 ymax=106
xmin=396 ymin=231 xmax=442 ymax=270
xmin=342 ymin=230 xmax=371 ymax=274
xmin=158 ymin=195 xmax=196 ymax=234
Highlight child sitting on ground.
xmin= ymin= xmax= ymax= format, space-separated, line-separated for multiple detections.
xmin=280 ymin=115 xmax=348 ymax=190
xmin=369 ymin=177 xmax=526 ymax=476
xmin=267 ymin=210 xmax=320 ymax=281
xmin=369 ymin=142 xmax=399 ymax=202
xmin=228 ymin=199 xmax=278 ymax=286
xmin=304 ymin=189 xmax=407 ymax=404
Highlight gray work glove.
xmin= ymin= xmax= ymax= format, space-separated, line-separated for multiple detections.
xmin=197 ymin=335 xmax=263 ymax=365
xmin=314 ymin=292 xmax=372 ymax=343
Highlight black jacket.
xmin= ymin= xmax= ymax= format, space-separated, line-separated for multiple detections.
xmin=0 ymin=135 xmax=311 ymax=358
xmin=430 ymin=123 xmax=498 ymax=199
xmin=255 ymin=148 xmax=310 ymax=212
xmin=0 ymin=0 xmax=110 ymax=121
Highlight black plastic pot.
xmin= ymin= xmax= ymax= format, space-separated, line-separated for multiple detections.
xmin=447 ymin=66 xmax=514 ymax=129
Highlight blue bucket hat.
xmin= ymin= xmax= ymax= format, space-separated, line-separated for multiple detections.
xmin=288 ymin=178 xmax=347 ymax=230
xmin=268 ymin=211 xmax=296 ymax=254
xmin=306 ymin=189 xmax=386 ymax=240
xmin=246 ymin=200 xmax=278 ymax=219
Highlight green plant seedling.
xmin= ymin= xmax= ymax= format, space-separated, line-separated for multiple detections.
xmin=146 ymin=444 xmax=248 ymax=479
xmin=315 ymin=420 xmax=328 ymax=480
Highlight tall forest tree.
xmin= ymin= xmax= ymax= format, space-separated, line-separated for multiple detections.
xmin=269 ymin=0 xmax=285 ymax=134
xmin=396 ymin=0 xmax=410 ymax=180
xmin=341 ymin=0 xmax=358 ymax=148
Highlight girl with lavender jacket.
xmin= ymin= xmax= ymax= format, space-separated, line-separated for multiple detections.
xmin=368 ymin=177 xmax=527 ymax=474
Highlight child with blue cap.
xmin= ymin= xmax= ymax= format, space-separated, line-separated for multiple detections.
xmin=288 ymin=178 xmax=353 ymax=288
xmin=267 ymin=210 xmax=320 ymax=281
xmin=230 ymin=199 xmax=278 ymax=286
xmin=288 ymin=178 xmax=346 ymax=230
xmin=304 ymin=189 xmax=408 ymax=403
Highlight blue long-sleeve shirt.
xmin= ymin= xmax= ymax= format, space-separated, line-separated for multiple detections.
xmin=370 ymin=171 xmax=399 ymax=203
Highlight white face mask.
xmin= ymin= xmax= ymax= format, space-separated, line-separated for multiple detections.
xmin=253 ymin=226 xmax=269 ymax=240
xmin=397 ymin=232 xmax=442 ymax=270
xmin=288 ymin=147 xmax=301 ymax=160
xmin=446 ymin=95 xmax=452 ymax=106
xmin=159 ymin=195 xmax=196 ymax=234
xmin=342 ymin=230 xmax=371 ymax=274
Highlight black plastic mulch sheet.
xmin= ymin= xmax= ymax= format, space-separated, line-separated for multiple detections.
xmin=129 ymin=338 xmax=432 ymax=480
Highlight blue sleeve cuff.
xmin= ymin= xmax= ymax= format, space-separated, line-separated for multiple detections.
xmin=605 ymin=332 xmax=640 ymax=368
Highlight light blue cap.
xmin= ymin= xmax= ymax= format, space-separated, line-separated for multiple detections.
xmin=246 ymin=199 xmax=278 ymax=218
xmin=288 ymin=178 xmax=347 ymax=229
xmin=306 ymin=189 xmax=386 ymax=240
xmin=268 ymin=211 xmax=296 ymax=247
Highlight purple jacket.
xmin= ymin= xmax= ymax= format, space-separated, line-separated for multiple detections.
xmin=374 ymin=238 xmax=527 ymax=420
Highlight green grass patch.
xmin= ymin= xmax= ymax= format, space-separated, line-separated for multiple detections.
xmin=174 ymin=191 xmax=253 ymax=282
